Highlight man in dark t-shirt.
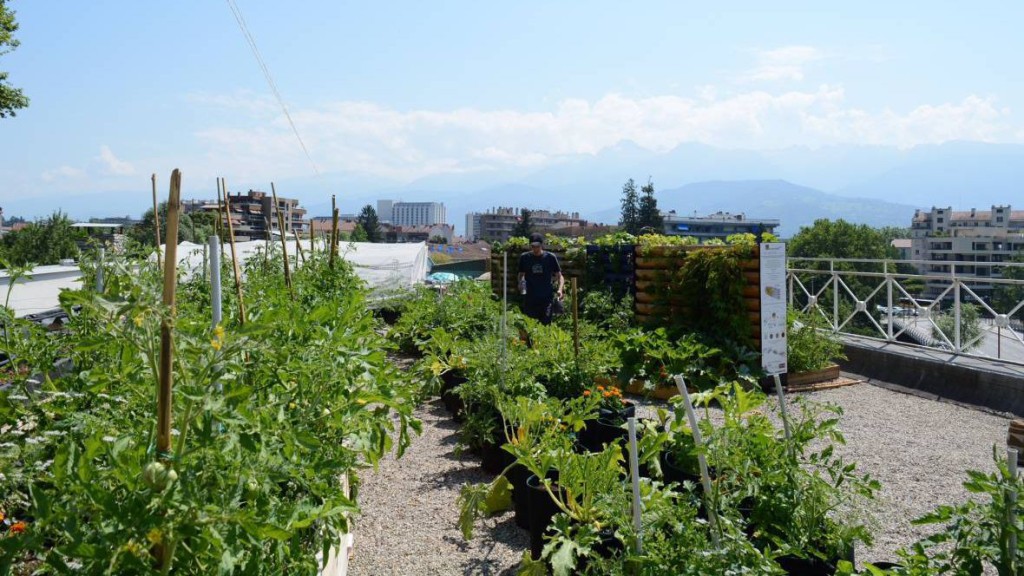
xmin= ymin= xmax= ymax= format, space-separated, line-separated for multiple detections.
xmin=517 ymin=233 xmax=563 ymax=325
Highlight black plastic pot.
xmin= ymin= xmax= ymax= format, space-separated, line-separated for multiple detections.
xmin=480 ymin=441 xmax=514 ymax=475
xmin=576 ymin=529 xmax=624 ymax=572
xmin=597 ymin=400 xmax=636 ymax=422
xmin=578 ymin=418 xmax=627 ymax=452
xmin=527 ymin=472 xmax=563 ymax=560
xmin=508 ymin=463 xmax=531 ymax=530
xmin=659 ymin=450 xmax=706 ymax=486
xmin=775 ymin=545 xmax=854 ymax=576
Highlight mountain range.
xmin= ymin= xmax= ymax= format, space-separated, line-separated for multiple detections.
xmin=8 ymin=140 xmax=1024 ymax=238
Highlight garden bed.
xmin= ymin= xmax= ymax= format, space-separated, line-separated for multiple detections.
xmin=349 ymin=376 xmax=1010 ymax=573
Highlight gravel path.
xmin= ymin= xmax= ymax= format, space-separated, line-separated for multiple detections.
xmin=348 ymin=400 xmax=528 ymax=576
xmin=349 ymin=378 xmax=1012 ymax=573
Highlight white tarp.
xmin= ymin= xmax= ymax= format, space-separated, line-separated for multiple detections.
xmin=160 ymin=239 xmax=429 ymax=296
xmin=0 ymin=265 xmax=83 ymax=317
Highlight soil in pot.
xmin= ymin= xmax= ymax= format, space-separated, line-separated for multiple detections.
xmin=659 ymin=450 xmax=706 ymax=486
xmin=527 ymin=472 xmax=564 ymax=561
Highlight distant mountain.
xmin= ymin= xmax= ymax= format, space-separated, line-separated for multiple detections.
xmin=588 ymin=180 xmax=917 ymax=238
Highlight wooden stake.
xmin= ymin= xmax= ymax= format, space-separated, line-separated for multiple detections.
xmin=571 ymin=277 xmax=579 ymax=361
xmin=157 ymin=169 xmax=182 ymax=463
xmin=222 ymin=179 xmax=247 ymax=325
xmin=151 ymin=173 xmax=162 ymax=271
xmin=271 ymin=184 xmax=294 ymax=299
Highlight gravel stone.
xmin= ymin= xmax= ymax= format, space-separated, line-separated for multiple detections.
xmin=349 ymin=377 xmax=1012 ymax=573
xmin=348 ymin=400 xmax=528 ymax=576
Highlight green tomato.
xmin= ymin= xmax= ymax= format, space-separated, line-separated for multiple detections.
xmin=142 ymin=462 xmax=177 ymax=492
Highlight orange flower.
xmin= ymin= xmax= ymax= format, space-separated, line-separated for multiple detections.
xmin=582 ymin=390 xmax=591 ymax=397
xmin=0 ymin=511 xmax=4 ymax=523
xmin=10 ymin=521 xmax=26 ymax=534
xmin=596 ymin=385 xmax=605 ymax=392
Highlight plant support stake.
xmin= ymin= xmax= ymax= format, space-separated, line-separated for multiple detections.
xmin=500 ymin=251 xmax=507 ymax=388
xmin=674 ymin=374 xmax=720 ymax=546
xmin=571 ymin=277 xmax=579 ymax=361
xmin=627 ymin=417 xmax=643 ymax=554
xmin=221 ymin=178 xmax=246 ymax=324
xmin=271 ymin=184 xmax=294 ymax=300
xmin=158 ymin=170 xmax=182 ymax=463
xmin=96 ymin=247 xmax=105 ymax=294
xmin=151 ymin=173 xmax=162 ymax=271
xmin=1009 ymin=447 xmax=1018 ymax=570
xmin=772 ymin=374 xmax=793 ymax=442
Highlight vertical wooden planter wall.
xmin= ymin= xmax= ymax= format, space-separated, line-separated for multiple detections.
xmin=489 ymin=244 xmax=762 ymax=351
xmin=633 ymin=245 xmax=762 ymax=349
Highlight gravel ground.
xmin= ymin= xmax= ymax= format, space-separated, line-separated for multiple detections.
xmin=348 ymin=400 xmax=528 ymax=576
xmin=349 ymin=378 xmax=1012 ymax=573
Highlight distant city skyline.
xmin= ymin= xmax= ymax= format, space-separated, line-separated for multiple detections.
xmin=3 ymin=2 xmax=1024 ymax=228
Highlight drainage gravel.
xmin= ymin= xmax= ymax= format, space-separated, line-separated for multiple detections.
xmin=348 ymin=379 xmax=1011 ymax=574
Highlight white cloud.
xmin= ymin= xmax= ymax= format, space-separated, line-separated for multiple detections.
xmin=97 ymin=145 xmax=135 ymax=176
xmin=190 ymin=88 xmax=1020 ymax=183
xmin=41 ymin=165 xmax=86 ymax=182
xmin=744 ymin=45 xmax=825 ymax=82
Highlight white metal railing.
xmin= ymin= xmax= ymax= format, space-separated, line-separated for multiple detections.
xmin=787 ymin=257 xmax=1024 ymax=367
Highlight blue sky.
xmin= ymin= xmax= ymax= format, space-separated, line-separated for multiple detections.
xmin=1 ymin=1 xmax=1022 ymax=218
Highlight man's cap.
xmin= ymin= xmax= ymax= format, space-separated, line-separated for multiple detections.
xmin=529 ymin=233 xmax=544 ymax=245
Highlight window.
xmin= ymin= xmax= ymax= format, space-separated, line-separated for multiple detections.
xmin=937 ymin=217 xmax=944 ymax=223
xmin=997 ymin=216 xmax=1004 ymax=223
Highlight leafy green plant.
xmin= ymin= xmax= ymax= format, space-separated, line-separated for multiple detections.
xmin=787 ymin=307 xmax=847 ymax=373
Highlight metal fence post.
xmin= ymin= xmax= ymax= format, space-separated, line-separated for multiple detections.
xmin=954 ymin=276 xmax=962 ymax=353
xmin=831 ymin=259 xmax=839 ymax=332
xmin=886 ymin=263 xmax=894 ymax=341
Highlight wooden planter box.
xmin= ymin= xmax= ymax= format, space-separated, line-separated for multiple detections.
xmin=785 ymin=364 xmax=841 ymax=389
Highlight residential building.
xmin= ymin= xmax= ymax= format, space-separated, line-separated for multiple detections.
xmin=214 ymin=190 xmax=308 ymax=241
xmin=662 ymin=211 xmax=780 ymax=243
xmin=389 ymin=201 xmax=446 ymax=227
xmin=469 ymin=207 xmax=587 ymax=242
xmin=376 ymin=200 xmax=394 ymax=224
xmin=386 ymin=224 xmax=454 ymax=244
xmin=910 ymin=205 xmax=1024 ymax=301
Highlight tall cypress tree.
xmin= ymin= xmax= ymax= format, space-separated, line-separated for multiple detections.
xmin=619 ymin=179 xmax=639 ymax=235
xmin=511 ymin=208 xmax=534 ymax=238
xmin=638 ymin=179 xmax=663 ymax=234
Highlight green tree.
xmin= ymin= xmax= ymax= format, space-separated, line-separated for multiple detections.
xmin=128 ymin=204 xmax=212 ymax=247
xmin=357 ymin=205 xmax=382 ymax=242
xmin=511 ymin=208 xmax=533 ymax=238
xmin=349 ymin=223 xmax=368 ymax=242
xmin=619 ymin=179 xmax=639 ymax=235
xmin=993 ymin=253 xmax=1024 ymax=319
xmin=0 ymin=212 xmax=84 ymax=266
xmin=0 ymin=1 xmax=29 ymax=118
xmin=932 ymin=303 xmax=983 ymax=351
xmin=637 ymin=178 xmax=663 ymax=233
xmin=789 ymin=219 xmax=893 ymax=260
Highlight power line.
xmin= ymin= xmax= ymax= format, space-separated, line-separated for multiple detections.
xmin=224 ymin=0 xmax=321 ymax=177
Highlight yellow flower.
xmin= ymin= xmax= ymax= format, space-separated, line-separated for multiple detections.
xmin=133 ymin=314 xmax=144 ymax=327
xmin=210 ymin=338 xmax=222 ymax=351
xmin=146 ymin=529 xmax=162 ymax=545
xmin=356 ymin=399 xmax=367 ymax=406
xmin=210 ymin=324 xmax=225 ymax=351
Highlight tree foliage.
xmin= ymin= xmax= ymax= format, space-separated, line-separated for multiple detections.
xmin=356 ymin=205 xmax=382 ymax=242
xmin=0 ymin=212 xmax=84 ymax=266
xmin=0 ymin=1 xmax=29 ymax=118
xmin=511 ymin=208 xmax=533 ymax=238
xmin=127 ymin=204 xmax=215 ymax=247
xmin=349 ymin=223 xmax=368 ymax=242
xmin=637 ymin=179 xmax=663 ymax=233
xmin=993 ymin=252 xmax=1024 ymax=319
xmin=789 ymin=219 xmax=896 ymax=260
xmin=619 ymin=179 xmax=639 ymax=235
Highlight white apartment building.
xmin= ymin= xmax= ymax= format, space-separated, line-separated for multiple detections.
xmin=910 ymin=205 xmax=1024 ymax=301
xmin=384 ymin=201 xmax=446 ymax=227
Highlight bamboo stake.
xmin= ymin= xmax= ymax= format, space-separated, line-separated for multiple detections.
xmin=151 ymin=173 xmax=162 ymax=270
xmin=308 ymin=219 xmax=315 ymax=256
xmin=571 ymin=277 xmax=579 ymax=361
xmin=157 ymin=170 xmax=182 ymax=463
xmin=271 ymin=184 xmax=294 ymax=299
xmin=222 ymin=179 xmax=247 ymax=325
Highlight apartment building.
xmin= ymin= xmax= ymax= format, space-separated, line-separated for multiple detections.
xmin=468 ymin=206 xmax=586 ymax=242
xmin=910 ymin=205 xmax=1024 ymax=300
xmin=221 ymin=190 xmax=308 ymax=241
xmin=662 ymin=211 xmax=780 ymax=243
xmin=375 ymin=201 xmax=447 ymax=227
